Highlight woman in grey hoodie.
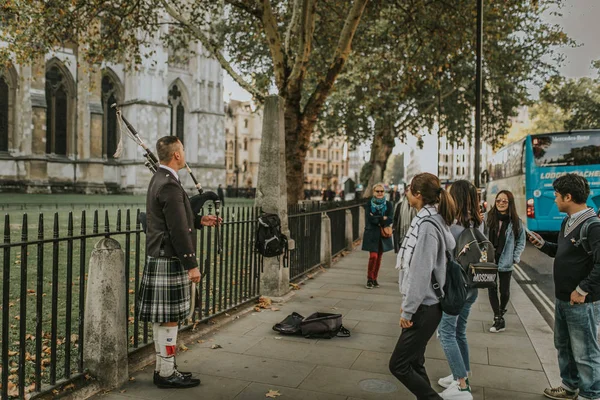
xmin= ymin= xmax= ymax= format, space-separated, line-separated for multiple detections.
xmin=390 ymin=173 xmax=457 ymax=400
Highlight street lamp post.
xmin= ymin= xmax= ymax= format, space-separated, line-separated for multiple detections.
xmin=474 ymin=0 xmax=483 ymax=188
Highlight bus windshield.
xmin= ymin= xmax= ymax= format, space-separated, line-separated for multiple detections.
xmin=532 ymin=132 xmax=600 ymax=167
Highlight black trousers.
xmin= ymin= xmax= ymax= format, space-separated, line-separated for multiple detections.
xmin=389 ymin=303 xmax=443 ymax=400
xmin=488 ymin=270 xmax=512 ymax=315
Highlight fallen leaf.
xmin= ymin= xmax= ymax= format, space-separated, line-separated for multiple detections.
xmin=63 ymin=383 xmax=75 ymax=390
xmin=197 ymin=340 xmax=205 ymax=344
xmin=27 ymin=289 xmax=35 ymax=294
xmin=8 ymin=374 xmax=17 ymax=380
xmin=14 ymin=315 xmax=20 ymax=320
xmin=289 ymin=283 xmax=300 ymax=290
xmin=253 ymin=306 xmax=261 ymax=312
xmin=307 ymin=274 xmax=314 ymax=279
xmin=129 ymin=377 xmax=136 ymax=381
xmin=211 ymin=344 xmax=222 ymax=349
xmin=41 ymin=358 xmax=51 ymax=366
xmin=178 ymin=344 xmax=188 ymax=352
xmin=128 ymin=317 xmax=134 ymax=324
xmin=120 ymin=389 xmax=127 ymax=393
xmin=25 ymin=334 xmax=35 ymax=341
xmin=8 ymin=350 xmax=17 ymax=356
xmin=8 ymin=302 xmax=14 ymax=307
xmin=265 ymin=389 xmax=281 ymax=398
xmin=225 ymin=313 xmax=230 ymax=317
xmin=128 ymin=289 xmax=134 ymax=294
xmin=70 ymin=334 xmax=78 ymax=343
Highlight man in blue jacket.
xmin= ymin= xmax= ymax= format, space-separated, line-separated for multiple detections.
xmin=529 ymin=173 xmax=600 ymax=400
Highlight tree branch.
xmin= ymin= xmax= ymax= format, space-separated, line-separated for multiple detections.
xmin=284 ymin=0 xmax=302 ymax=57
xmin=224 ymin=0 xmax=262 ymax=19
xmin=302 ymin=0 xmax=368 ymax=121
xmin=286 ymin=0 xmax=318 ymax=98
xmin=160 ymin=0 xmax=265 ymax=102
xmin=255 ymin=0 xmax=287 ymax=92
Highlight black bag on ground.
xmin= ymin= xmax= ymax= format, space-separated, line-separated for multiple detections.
xmin=256 ymin=213 xmax=288 ymax=257
xmin=455 ymin=227 xmax=497 ymax=289
xmin=272 ymin=312 xmax=304 ymax=335
xmin=300 ymin=312 xmax=351 ymax=339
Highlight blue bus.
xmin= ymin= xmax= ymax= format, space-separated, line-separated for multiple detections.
xmin=483 ymin=130 xmax=600 ymax=233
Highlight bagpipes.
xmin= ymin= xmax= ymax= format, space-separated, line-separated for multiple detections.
xmin=112 ymin=104 xmax=220 ymax=320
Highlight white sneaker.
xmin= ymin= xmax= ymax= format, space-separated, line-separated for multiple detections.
xmin=437 ymin=374 xmax=455 ymax=389
xmin=439 ymin=381 xmax=473 ymax=400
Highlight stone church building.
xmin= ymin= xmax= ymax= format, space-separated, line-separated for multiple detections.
xmin=0 ymin=35 xmax=225 ymax=194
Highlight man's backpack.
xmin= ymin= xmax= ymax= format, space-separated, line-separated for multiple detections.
xmin=574 ymin=216 xmax=600 ymax=255
xmin=422 ymin=220 xmax=469 ymax=316
xmin=256 ymin=213 xmax=288 ymax=258
xmin=455 ymin=227 xmax=498 ymax=289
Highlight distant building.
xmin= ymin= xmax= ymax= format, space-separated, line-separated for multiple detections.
xmin=0 ymin=22 xmax=225 ymax=194
xmin=304 ymin=138 xmax=347 ymax=193
xmin=405 ymin=128 xmax=493 ymax=183
xmin=224 ymin=100 xmax=262 ymax=189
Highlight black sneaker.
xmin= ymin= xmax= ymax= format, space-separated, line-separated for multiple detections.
xmin=373 ymin=280 xmax=380 ymax=288
xmin=366 ymin=280 xmax=374 ymax=289
xmin=155 ymin=371 xmax=200 ymax=389
xmin=489 ymin=316 xmax=505 ymax=333
xmin=154 ymin=369 xmax=192 ymax=385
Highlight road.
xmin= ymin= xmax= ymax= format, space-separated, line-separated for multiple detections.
xmin=515 ymin=242 xmax=556 ymax=329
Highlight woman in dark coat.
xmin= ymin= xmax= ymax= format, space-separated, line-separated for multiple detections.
xmin=362 ymin=183 xmax=394 ymax=288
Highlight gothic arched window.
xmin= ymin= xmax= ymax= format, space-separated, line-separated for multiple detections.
xmin=168 ymin=84 xmax=185 ymax=143
xmin=45 ymin=65 xmax=71 ymax=156
xmin=0 ymin=75 xmax=8 ymax=152
xmin=101 ymin=74 xmax=121 ymax=159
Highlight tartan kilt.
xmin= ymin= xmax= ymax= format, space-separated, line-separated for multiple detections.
xmin=138 ymin=256 xmax=190 ymax=323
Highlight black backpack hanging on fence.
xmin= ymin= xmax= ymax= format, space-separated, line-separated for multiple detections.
xmin=256 ymin=213 xmax=288 ymax=258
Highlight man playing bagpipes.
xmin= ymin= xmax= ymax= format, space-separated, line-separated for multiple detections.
xmin=137 ymin=136 xmax=220 ymax=389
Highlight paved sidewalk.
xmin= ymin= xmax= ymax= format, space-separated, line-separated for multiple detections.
xmin=94 ymin=250 xmax=557 ymax=400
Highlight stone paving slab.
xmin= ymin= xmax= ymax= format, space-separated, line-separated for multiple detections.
xmin=93 ymin=249 xmax=555 ymax=400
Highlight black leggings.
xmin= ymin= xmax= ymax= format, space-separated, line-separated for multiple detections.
xmin=389 ymin=304 xmax=443 ymax=400
xmin=488 ymin=270 xmax=512 ymax=315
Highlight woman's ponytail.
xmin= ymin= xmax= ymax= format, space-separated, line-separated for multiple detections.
xmin=437 ymin=188 xmax=456 ymax=226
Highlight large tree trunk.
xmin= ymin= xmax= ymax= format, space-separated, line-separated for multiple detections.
xmin=364 ymin=123 xmax=395 ymax=197
xmin=284 ymin=97 xmax=312 ymax=205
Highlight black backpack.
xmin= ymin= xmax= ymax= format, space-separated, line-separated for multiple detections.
xmin=574 ymin=216 xmax=600 ymax=255
xmin=422 ymin=220 xmax=469 ymax=316
xmin=256 ymin=213 xmax=288 ymax=257
xmin=455 ymin=226 xmax=497 ymax=289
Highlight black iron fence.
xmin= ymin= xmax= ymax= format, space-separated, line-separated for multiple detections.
xmin=287 ymin=210 xmax=322 ymax=280
xmin=0 ymin=205 xmax=260 ymax=399
xmin=0 ymin=200 xmax=363 ymax=399
xmin=351 ymin=205 xmax=361 ymax=241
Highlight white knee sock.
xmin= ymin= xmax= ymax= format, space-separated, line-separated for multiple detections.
xmin=152 ymin=323 xmax=161 ymax=372
xmin=157 ymin=325 xmax=178 ymax=377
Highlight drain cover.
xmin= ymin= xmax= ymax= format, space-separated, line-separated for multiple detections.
xmin=358 ymin=379 xmax=399 ymax=393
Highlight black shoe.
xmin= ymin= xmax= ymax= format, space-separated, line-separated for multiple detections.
xmin=489 ymin=316 xmax=505 ymax=333
xmin=366 ymin=280 xmax=373 ymax=289
xmin=155 ymin=371 xmax=200 ymax=389
xmin=154 ymin=369 xmax=192 ymax=384
xmin=373 ymin=280 xmax=380 ymax=288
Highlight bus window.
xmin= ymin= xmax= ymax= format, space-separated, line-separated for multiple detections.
xmin=532 ymin=133 xmax=600 ymax=166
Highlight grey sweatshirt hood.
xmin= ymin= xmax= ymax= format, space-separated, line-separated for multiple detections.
xmin=400 ymin=213 xmax=456 ymax=320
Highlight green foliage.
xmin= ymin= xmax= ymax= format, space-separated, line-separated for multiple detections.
xmin=317 ymin=0 xmax=571 ymax=149
xmin=539 ymin=75 xmax=600 ymax=131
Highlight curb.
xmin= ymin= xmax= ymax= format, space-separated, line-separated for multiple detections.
xmin=510 ymin=276 xmax=560 ymax=388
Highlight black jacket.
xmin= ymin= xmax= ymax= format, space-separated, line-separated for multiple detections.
xmin=145 ymin=168 xmax=202 ymax=270
xmin=540 ymin=214 xmax=600 ymax=302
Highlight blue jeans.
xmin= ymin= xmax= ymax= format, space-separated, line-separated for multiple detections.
xmin=438 ymin=289 xmax=478 ymax=379
xmin=555 ymin=299 xmax=600 ymax=400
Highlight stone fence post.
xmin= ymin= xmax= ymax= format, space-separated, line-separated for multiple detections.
xmin=255 ymin=95 xmax=291 ymax=297
xmin=358 ymin=206 xmax=365 ymax=241
xmin=84 ymin=238 xmax=128 ymax=389
xmin=320 ymin=213 xmax=332 ymax=268
xmin=345 ymin=209 xmax=353 ymax=251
